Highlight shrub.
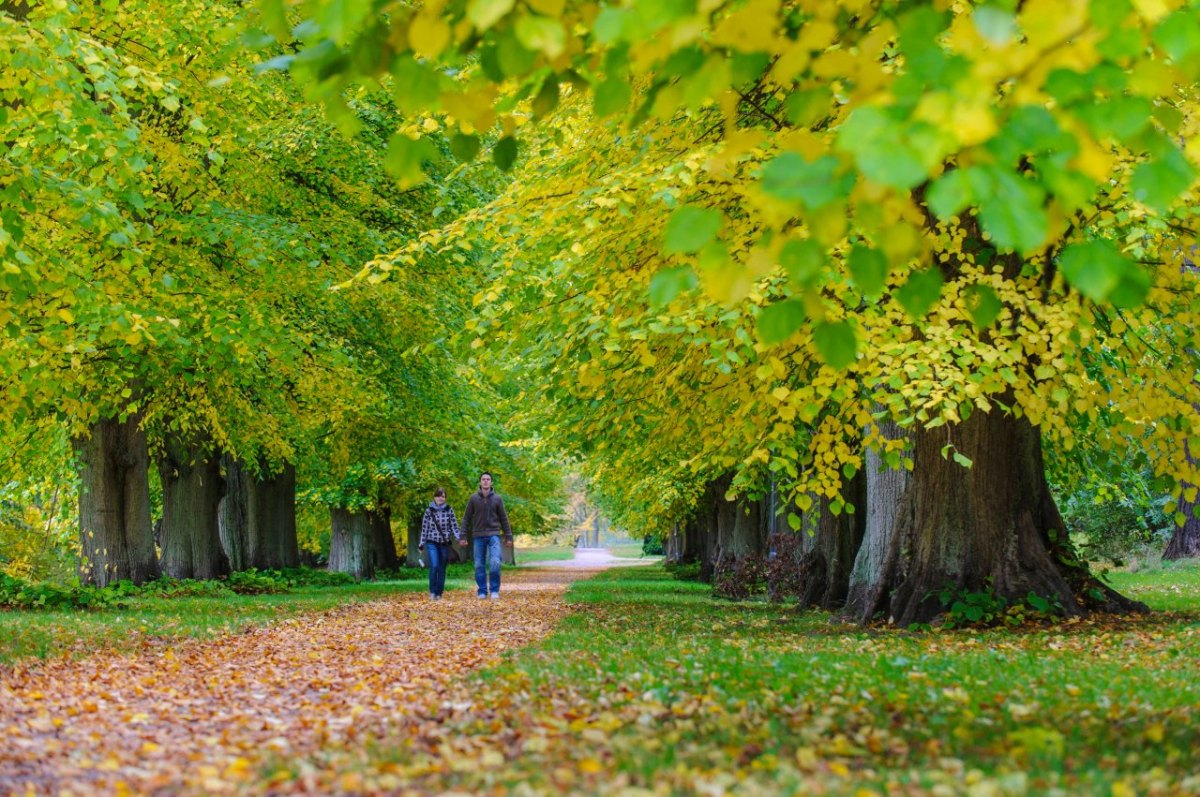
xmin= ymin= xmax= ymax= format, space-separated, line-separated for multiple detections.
xmin=641 ymin=536 xmax=664 ymax=556
xmin=712 ymin=553 xmax=768 ymax=601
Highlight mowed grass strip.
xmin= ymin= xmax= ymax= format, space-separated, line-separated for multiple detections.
xmin=295 ymin=562 xmax=1200 ymax=796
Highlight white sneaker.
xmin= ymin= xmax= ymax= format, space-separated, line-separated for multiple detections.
xmin=477 ymin=593 xmax=488 ymax=599
xmin=488 ymin=593 xmax=500 ymax=600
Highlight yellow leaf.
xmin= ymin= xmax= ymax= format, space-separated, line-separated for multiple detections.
xmin=578 ymin=757 xmax=604 ymax=774
xmin=57 ymin=308 xmax=75 ymax=323
xmin=409 ymin=13 xmax=452 ymax=58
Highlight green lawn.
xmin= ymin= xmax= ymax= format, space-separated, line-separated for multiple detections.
xmin=0 ymin=565 xmax=476 ymax=665
xmin=515 ymin=545 xmax=575 ymax=563
xmin=333 ymin=560 xmax=1200 ymax=795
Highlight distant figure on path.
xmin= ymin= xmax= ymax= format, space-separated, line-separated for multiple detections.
xmin=419 ymin=487 xmax=464 ymax=601
xmin=462 ymin=472 xmax=513 ymax=599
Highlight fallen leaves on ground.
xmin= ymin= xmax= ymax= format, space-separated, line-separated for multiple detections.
xmin=264 ymin=570 xmax=1200 ymax=796
xmin=0 ymin=569 xmax=589 ymax=795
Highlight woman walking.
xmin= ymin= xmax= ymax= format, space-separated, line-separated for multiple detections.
xmin=419 ymin=488 xmax=464 ymax=600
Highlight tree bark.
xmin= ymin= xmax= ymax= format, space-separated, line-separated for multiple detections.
xmin=218 ymin=454 xmax=250 ymax=572
xmin=73 ymin=415 xmax=161 ymax=586
xmin=1164 ymin=442 xmax=1200 ymax=559
xmin=329 ymin=507 xmax=375 ymax=580
xmin=370 ymin=507 xmax=400 ymax=570
xmin=882 ymin=406 xmax=1144 ymax=626
xmin=845 ymin=420 xmax=911 ymax=622
xmin=796 ymin=470 xmax=866 ymax=611
xmin=246 ymin=463 xmax=300 ymax=570
xmin=158 ymin=442 xmax=229 ymax=580
xmin=406 ymin=509 xmax=423 ymax=567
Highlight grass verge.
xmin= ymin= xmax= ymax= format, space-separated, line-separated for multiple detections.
xmin=314 ymin=561 xmax=1200 ymax=796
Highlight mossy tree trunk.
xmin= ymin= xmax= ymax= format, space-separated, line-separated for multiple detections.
xmin=158 ymin=439 xmax=229 ymax=580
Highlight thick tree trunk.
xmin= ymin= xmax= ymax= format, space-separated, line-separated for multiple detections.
xmin=73 ymin=415 xmax=161 ymax=586
xmin=796 ymin=470 xmax=866 ymax=610
xmin=883 ymin=407 xmax=1144 ymax=626
xmin=370 ymin=507 xmax=400 ymax=570
xmin=246 ymin=464 xmax=299 ymax=570
xmin=159 ymin=443 xmax=229 ymax=580
xmin=218 ymin=454 xmax=250 ymax=572
xmin=406 ymin=510 xmax=423 ymax=567
xmin=329 ymin=507 xmax=375 ymax=580
xmin=1164 ymin=442 xmax=1200 ymax=559
xmin=845 ymin=420 xmax=911 ymax=622
xmin=1164 ymin=488 xmax=1200 ymax=559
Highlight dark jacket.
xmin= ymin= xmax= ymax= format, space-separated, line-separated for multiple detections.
xmin=420 ymin=501 xmax=462 ymax=547
xmin=462 ymin=489 xmax=512 ymax=542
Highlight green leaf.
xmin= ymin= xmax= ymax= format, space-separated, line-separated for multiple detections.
xmin=449 ymin=133 xmax=482 ymax=163
xmin=531 ymin=77 xmax=560 ymax=119
xmin=514 ymin=14 xmax=565 ymax=58
xmin=973 ymin=6 xmax=1016 ymax=45
xmin=760 ymin=154 xmax=848 ymax=209
xmin=663 ymin=205 xmax=723 ymax=255
xmin=976 ymin=168 xmax=1047 ymax=251
xmin=593 ymin=79 xmax=631 ymax=117
xmin=318 ymin=0 xmax=371 ymax=45
xmin=895 ymin=268 xmax=944 ymax=319
xmin=926 ymin=169 xmax=973 ymax=221
xmin=493 ymin=136 xmax=519 ymax=171
xmin=1154 ymin=10 xmax=1200 ymax=62
xmin=952 ymin=451 xmax=974 ymax=468
xmin=391 ymin=57 xmax=443 ymax=115
xmin=965 ymin=284 xmax=1003 ymax=328
xmin=813 ymin=321 xmax=857 ymax=369
xmin=260 ymin=0 xmax=292 ymax=41
xmin=648 ymin=266 xmax=697 ymax=308
xmin=467 ymin=0 xmax=515 ymax=31
xmin=757 ymin=300 xmax=807 ymax=345
xmin=784 ymin=87 xmax=833 ymax=127
xmin=1131 ymin=148 xmax=1195 ymax=212
xmin=1058 ymin=240 xmax=1147 ymax=306
xmin=848 ymin=245 xmax=889 ymax=299
xmin=384 ymin=133 xmax=436 ymax=187
xmin=779 ymin=239 xmax=825 ymax=286
xmin=593 ymin=7 xmax=628 ymax=44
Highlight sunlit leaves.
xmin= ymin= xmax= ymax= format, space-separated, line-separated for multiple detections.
xmin=965 ymin=284 xmax=1003 ymax=329
xmin=468 ymin=0 xmax=515 ymax=32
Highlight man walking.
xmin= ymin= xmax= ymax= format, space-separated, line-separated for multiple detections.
xmin=461 ymin=472 xmax=513 ymax=599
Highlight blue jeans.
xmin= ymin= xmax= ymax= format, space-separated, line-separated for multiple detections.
xmin=425 ymin=542 xmax=450 ymax=597
xmin=473 ymin=535 xmax=502 ymax=595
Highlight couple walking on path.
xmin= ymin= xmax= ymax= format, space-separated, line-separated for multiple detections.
xmin=418 ymin=472 xmax=513 ymax=600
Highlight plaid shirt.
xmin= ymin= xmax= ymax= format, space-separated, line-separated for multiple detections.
xmin=420 ymin=501 xmax=462 ymax=546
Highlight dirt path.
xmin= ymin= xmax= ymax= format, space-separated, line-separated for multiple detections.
xmin=0 ymin=567 xmax=602 ymax=796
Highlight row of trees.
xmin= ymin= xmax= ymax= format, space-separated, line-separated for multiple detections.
xmin=280 ymin=0 xmax=1200 ymax=621
xmin=0 ymin=0 xmax=562 ymax=585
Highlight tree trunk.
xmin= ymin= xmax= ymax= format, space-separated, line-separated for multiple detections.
xmin=159 ymin=442 xmax=229 ymax=580
xmin=1164 ymin=442 xmax=1200 ymax=559
xmin=406 ymin=509 xmax=423 ymax=567
xmin=371 ymin=507 xmax=400 ymax=571
xmin=845 ymin=420 xmax=911 ymax=622
xmin=796 ymin=470 xmax=866 ymax=610
xmin=246 ymin=463 xmax=299 ymax=570
xmin=73 ymin=415 xmax=161 ymax=586
xmin=882 ymin=406 xmax=1144 ymax=626
xmin=218 ymin=454 xmax=250 ymax=572
xmin=329 ymin=507 xmax=375 ymax=580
